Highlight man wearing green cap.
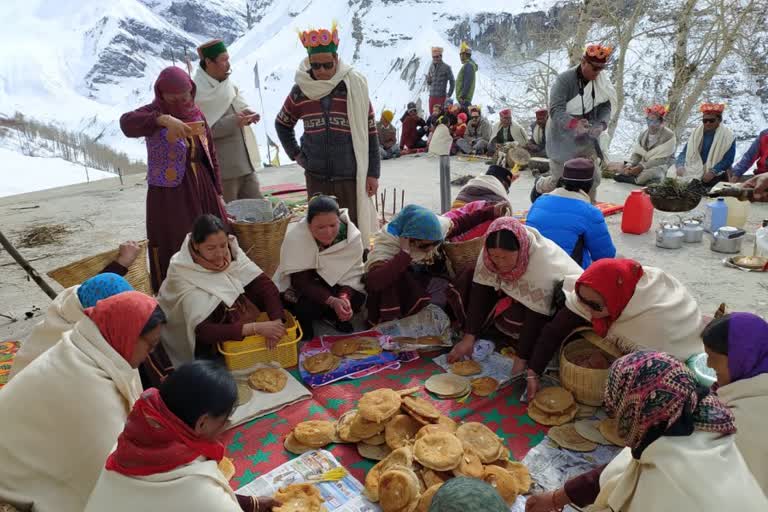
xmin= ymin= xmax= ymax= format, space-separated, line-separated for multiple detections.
xmin=194 ymin=39 xmax=263 ymax=202
xmin=275 ymin=26 xmax=381 ymax=243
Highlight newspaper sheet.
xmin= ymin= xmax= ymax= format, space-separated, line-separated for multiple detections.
xmin=432 ymin=350 xmax=516 ymax=387
xmin=236 ymin=450 xmax=380 ymax=512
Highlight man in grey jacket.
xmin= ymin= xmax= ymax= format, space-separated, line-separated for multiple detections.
xmin=456 ymin=106 xmax=493 ymax=155
xmin=194 ymin=39 xmax=263 ymax=202
xmin=426 ymin=47 xmax=455 ymax=116
xmin=535 ymin=44 xmax=616 ymax=202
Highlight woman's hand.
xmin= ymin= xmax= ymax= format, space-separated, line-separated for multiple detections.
xmin=526 ymin=369 xmax=541 ymax=401
xmin=525 ymin=488 xmax=570 ymax=512
xmin=447 ymin=334 xmax=476 ymax=363
xmin=493 ymin=201 xmax=511 ymax=218
xmin=399 ymin=236 xmax=411 ymax=254
xmin=157 ymin=114 xmax=193 ymax=140
xmin=246 ymin=320 xmax=286 ymax=349
xmin=116 ymin=241 xmax=141 ymax=268
xmin=328 ymin=296 xmax=353 ymax=322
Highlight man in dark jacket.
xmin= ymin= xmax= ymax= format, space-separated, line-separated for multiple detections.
xmin=275 ymin=25 xmax=380 ymax=231
xmin=527 ymin=158 xmax=615 ymax=268
xmin=426 ymin=47 xmax=455 ymax=116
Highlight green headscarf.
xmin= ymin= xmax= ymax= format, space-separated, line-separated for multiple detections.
xmin=428 ymin=477 xmax=508 ymax=512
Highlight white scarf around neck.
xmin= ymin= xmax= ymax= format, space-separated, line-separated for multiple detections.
xmin=631 ymin=126 xmax=676 ymax=164
xmin=463 ymin=175 xmax=511 ymax=204
xmin=681 ymin=124 xmax=735 ymax=178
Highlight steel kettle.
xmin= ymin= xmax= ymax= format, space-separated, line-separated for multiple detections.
xmin=656 ymin=222 xmax=685 ymax=249
xmin=711 ymin=226 xmax=746 ymax=254
xmin=682 ymin=219 xmax=704 ymax=243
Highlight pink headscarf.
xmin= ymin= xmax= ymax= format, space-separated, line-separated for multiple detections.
xmin=84 ymin=291 xmax=159 ymax=362
xmin=482 ymin=217 xmax=530 ymax=281
xmin=151 ymin=66 xmax=204 ymax=122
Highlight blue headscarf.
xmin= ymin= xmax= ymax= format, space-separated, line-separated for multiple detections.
xmin=386 ymin=205 xmax=443 ymax=241
xmin=77 ymin=273 xmax=133 ymax=308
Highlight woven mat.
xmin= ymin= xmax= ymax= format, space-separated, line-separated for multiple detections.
xmin=0 ymin=341 xmax=19 ymax=390
xmin=222 ymin=355 xmax=548 ymax=491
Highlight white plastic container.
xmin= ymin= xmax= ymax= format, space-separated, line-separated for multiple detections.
xmin=755 ymin=220 xmax=768 ymax=257
xmin=710 ymin=182 xmax=750 ymax=228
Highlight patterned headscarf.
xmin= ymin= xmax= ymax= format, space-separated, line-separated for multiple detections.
xmin=387 ymin=205 xmax=444 ymax=241
xmin=77 ymin=273 xmax=133 ymax=308
xmin=84 ymin=291 xmax=160 ymax=362
xmin=605 ymin=351 xmax=736 ymax=451
xmin=728 ymin=312 xmax=768 ymax=382
xmin=575 ymin=258 xmax=644 ymax=337
xmin=429 ymin=477 xmax=508 ymax=512
xmin=482 ymin=217 xmax=530 ymax=282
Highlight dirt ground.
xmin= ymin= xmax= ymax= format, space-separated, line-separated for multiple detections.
xmin=2 ymin=154 xmax=767 ymax=340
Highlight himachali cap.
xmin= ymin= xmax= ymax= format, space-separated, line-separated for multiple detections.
xmin=460 ymin=41 xmax=472 ymax=54
xmin=700 ymin=102 xmax=726 ymax=116
xmin=499 ymin=109 xmax=512 ymax=118
xmin=197 ymin=39 xmax=228 ymax=61
xmin=644 ymin=104 xmax=669 ymax=118
xmin=299 ymin=23 xmax=340 ymax=55
xmin=584 ymin=44 xmax=613 ymax=65
xmin=563 ymin=158 xmax=595 ymax=181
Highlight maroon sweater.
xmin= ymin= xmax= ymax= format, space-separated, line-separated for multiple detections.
xmin=195 ymin=274 xmax=283 ymax=347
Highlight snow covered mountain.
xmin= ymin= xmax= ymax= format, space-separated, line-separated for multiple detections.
xmin=1 ymin=0 xmax=766 ymax=193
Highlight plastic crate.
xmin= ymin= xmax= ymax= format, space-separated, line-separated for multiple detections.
xmin=218 ymin=311 xmax=302 ymax=370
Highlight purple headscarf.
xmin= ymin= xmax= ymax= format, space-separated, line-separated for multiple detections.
xmin=728 ymin=312 xmax=768 ymax=381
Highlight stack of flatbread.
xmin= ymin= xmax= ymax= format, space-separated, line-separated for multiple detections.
xmin=283 ymin=388 xmax=531 ymax=511
xmin=527 ymin=387 xmax=578 ymax=426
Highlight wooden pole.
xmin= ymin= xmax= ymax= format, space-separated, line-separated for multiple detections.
xmin=0 ymin=230 xmax=57 ymax=299
xmin=393 ymin=187 xmax=397 ymax=216
xmin=401 ymin=189 xmax=405 ymax=214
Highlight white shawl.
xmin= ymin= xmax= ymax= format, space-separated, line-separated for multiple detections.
xmin=8 ymin=285 xmax=84 ymax=380
xmin=365 ymin=216 xmax=452 ymax=270
xmin=85 ymin=458 xmax=239 ymax=512
xmin=193 ymin=68 xmax=262 ymax=170
xmin=473 ymin=226 xmax=583 ymax=316
xmin=0 ymin=318 xmax=142 ymax=512
xmin=630 ymin=127 xmax=676 ymax=165
xmin=461 ymin=175 xmax=511 ymax=205
xmin=157 ymin=234 xmax=263 ymax=367
xmin=565 ymin=72 xmax=617 ymax=117
xmin=294 ymin=59 xmax=378 ymax=243
xmin=680 ymin=124 xmax=735 ymax=178
xmin=428 ymin=123 xmax=453 ymax=156
xmin=564 ymin=266 xmax=704 ymax=360
xmin=547 ymin=187 xmax=591 ymax=203
xmin=490 ymin=119 xmax=529 ymax=145
xmin=274 ymin=209 xmax=365 ymax=293
xmin=590 ymin=432 xmax=767 ymax=512
xmin=533 ymin=123 xmax=545 ymax=145
xmin=718 ymin=373 xmax=768 ymax=494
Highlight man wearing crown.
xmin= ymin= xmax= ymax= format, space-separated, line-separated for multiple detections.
xmin=675 ymin=103 xmax=735 ymax=187
xmin=534 ymin=44 xmax=617 ymax=202
xmin=614 ymin=104 xmax=677 ymax=185
xmin=456 ymin=42 xmax=477 ymax=108
xmin=275 ymin=24 xmax=381 ymax=242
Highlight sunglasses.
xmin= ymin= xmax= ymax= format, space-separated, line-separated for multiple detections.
xmin=310 ymin=62 xmax=335 ymax=70
xmin=702 ymin=118 xmax=719 ymax=124
xmin=577 ymin=291 xmax=604 ymax=312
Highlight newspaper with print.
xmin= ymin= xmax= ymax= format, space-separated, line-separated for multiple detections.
xmin=432 ymin=349 xmax=516 ymax=387
xmin=236 ymin=450 xmax=380 ymax=512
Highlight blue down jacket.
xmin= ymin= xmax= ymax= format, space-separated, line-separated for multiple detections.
xmin=526 ymin=189 xmax=616 ymax=268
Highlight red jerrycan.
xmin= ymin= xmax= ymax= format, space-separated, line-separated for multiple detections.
xmin=621 ymin=189 xmax=654 ymax=234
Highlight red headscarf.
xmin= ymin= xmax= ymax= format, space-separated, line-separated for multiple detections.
xmin=83 ymin=291 xmax=159 ymax=362
xmin=105 ymin=388 xmax=224 ymax=476
xmin=482 ymin=217 xmax=531 ymax=282
xmin=575 ymin=258 xmax=644 ymax=336
xmin=151 ymin=66 xmax=204 ymax=122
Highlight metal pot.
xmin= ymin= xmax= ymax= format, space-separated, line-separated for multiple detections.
xmin=711 ymin=226 xmax=746 ymax=254
xmin=656 ymin=223 xmax=685 ymax=249
xmin=682 ymin=220 xmax=704 ymax=243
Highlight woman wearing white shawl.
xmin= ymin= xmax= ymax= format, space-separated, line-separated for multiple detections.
xmin=274 ymin=195 xmax=365 ymax=339
xmin=0 ymin=291 xmax=164 ymax=512
xmin=8 ymin=272 xmax=132 ymax=380
xmin=448 ymin=217 xmax=583 ymax=399
xmin=85 ymin=360 xmax=277 ymax=512
xmin=365 ymin=204 xmax=503 ymax=326
xmin=701 ymin=312 xmax=768 ymax=493
xmin=158 ymin=214 xmax=285 ymax=367
xmin=525 ymin=351 xmax=767 ymax=512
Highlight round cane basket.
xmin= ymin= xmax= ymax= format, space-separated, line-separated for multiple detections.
xmin=648 ymin=194 xmax=701 ymax=212
xmin=231 ymin=216 xmax=291 ymax=278
xmin=443 ymin=236 xmax=484 ymax=277
xmin=559 ymin=337 xmax=613 ymax=406
xmin=47 ymin=241 xmax=152 ymax=295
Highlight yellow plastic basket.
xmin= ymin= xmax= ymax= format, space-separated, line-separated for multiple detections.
xmin=217 ymin=311 xmax=302 ymax=370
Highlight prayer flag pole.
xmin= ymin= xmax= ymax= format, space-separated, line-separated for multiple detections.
xmin=253 ymin=61 xmax=273 ymax=166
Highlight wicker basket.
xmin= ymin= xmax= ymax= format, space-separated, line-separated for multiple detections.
xmin=47 ymin=241 xmax=152 ymax=295
xmin=231 ymin=216 xmax=291 ymax=278
xmin=559 ymin=336 xmax=615 ymax=406
xmin=648 ymin=194 xmax=701 ymax=212
xmin=443 ymin=236 xmax=484 ymax=277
